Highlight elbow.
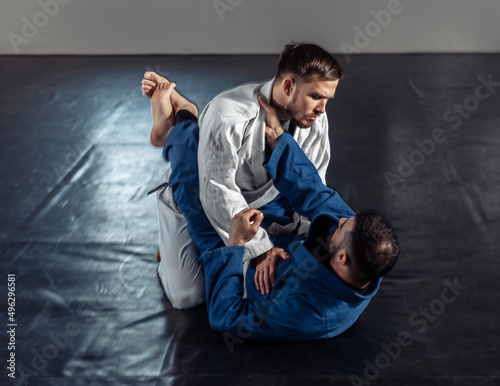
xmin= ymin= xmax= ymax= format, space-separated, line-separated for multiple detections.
xmin=208 ymin=316 xmax=235 ymax=336
xmin=206 ymin=305 xmax=242 ymax=336
xmin=208 ymin=318 xmax=225 ymax=333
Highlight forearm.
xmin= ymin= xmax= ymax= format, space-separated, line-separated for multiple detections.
xmin=263 ymin=131 xmax=355 ymax=220
xmin=201 ymin=246 xmax=266 ymax=338
xmin=199 ymin=177 xmax=273 ymax=258
xmin=200 ymin=247 xmax=311 ymax=341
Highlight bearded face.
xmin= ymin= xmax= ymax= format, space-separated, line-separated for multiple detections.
xmin=286 ymin=75 xmax=339 ymax=128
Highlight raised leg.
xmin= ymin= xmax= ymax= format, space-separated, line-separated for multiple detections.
xmin=149 ymin=78 xmax=222 ymax=308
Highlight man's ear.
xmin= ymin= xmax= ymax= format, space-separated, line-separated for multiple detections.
xmin=283 ymin=78 xmax=295 ymax=96
xmin=336 ymin=250 xmax=349 ymax=266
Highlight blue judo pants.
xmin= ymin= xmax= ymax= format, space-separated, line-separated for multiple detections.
xmin=162 ymin=114 xmax=225 ymax=255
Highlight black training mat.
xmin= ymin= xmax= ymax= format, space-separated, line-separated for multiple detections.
xmin=0 ymin=54 xmax=499 ymax=385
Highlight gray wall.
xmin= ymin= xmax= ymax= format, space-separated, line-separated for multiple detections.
xmin=1 ymin=0 xmax=500 ymax=55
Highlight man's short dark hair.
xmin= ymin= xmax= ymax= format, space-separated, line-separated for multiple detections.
xmin=346 ymin=210 xmax=399 ymax=283
xmin=276 ymin=42 xmax=344 ymax=82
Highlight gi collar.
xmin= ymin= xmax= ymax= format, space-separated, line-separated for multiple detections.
xmin=302 ymin=212 xmax=382 ymax=300
xmin=303 ymin=212 xmax=341 ymax=263
xmin=260 ymin=77 xmax=275 ymax=102
xmin=289 ymin=238 xmax=381 ymax=302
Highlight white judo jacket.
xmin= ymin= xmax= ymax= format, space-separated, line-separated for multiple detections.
xmin=198 ymin=78 xmax=330 ymax=262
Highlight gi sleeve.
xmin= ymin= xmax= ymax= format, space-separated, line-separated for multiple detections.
xmin=285 ymin=113 xmax=330 ymax=233
xmin=263 ymin=131 xmax=355 ymax=221
xmin=198 ymin=101 xmax=273 ymax=261
xmin=200 ymin=246 xmax=326 ymax=341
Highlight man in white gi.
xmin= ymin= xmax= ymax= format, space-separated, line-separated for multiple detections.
xmin=142 ymin=43 xmax=345 ymax=309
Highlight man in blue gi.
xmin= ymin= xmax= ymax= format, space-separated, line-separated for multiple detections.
xmin=148 ymin=79 xmax=399 ymax=341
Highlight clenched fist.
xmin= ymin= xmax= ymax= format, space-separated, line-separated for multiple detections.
xmin=227 ymin=208 xmax=264 ymax=247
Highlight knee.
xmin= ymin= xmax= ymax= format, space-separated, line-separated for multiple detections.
xmin=158 ymin=265 xmax=206 ymax=310
xmin=170 ymin=282 xmax=206 ymax=310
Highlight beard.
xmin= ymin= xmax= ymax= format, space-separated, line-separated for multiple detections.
xmin=291 ymin=116 xmax=315 ymax=129
xmin=329 ymin=238 xmax=341 ymax=258
xmin=286 ymin=93 xmax=316 ymax=129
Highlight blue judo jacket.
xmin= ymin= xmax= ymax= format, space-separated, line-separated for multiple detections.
xmin=199 ymin=131 xmax=382 ymax=341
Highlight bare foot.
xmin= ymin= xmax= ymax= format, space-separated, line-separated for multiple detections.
xmin=142 ymin=71 xmax=198 ymax=118
xmin=142 ymin=71 xmax=168 ymax=98
xmin=150 ymin=82 xmax=177 ymax=147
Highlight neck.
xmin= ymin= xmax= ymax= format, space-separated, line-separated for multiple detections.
xmin=329 ymin=260 xmax=371 ymax=291
xmin=271 ymin=79 xmax=292 ymax=121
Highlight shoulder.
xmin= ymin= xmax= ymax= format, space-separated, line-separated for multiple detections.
xmin=200 ymin=82 xmax=265 ymax=125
